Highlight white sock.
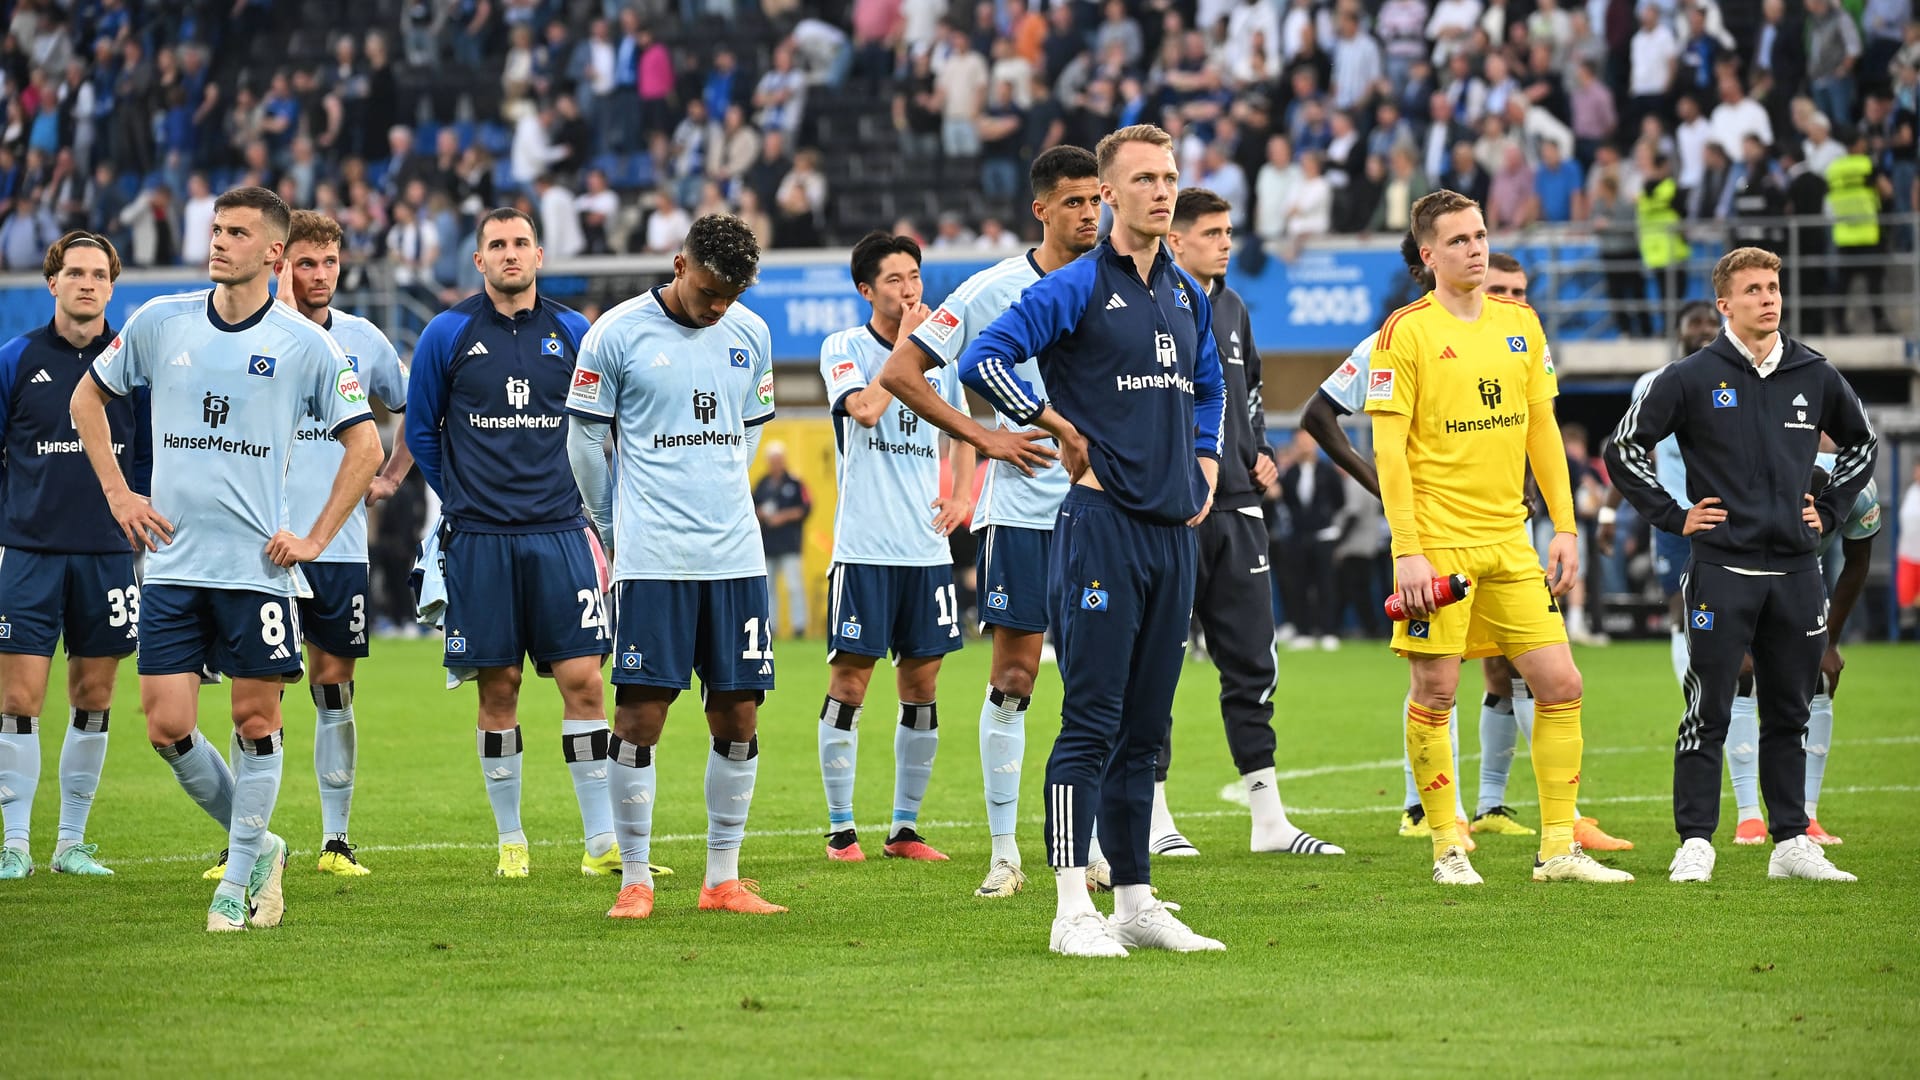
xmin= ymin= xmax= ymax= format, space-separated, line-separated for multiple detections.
xmin=991 ymin=833 xmax=1019 ymax=865
xmin=1054 ymin=866 xmax=1096 ymax=917
xmin=1114 ymin=883 xmax=1154 ymax=920
xmin=1149 ymin=781 xmax=1177 ymax=837
xmin=1244 ymin=760 xmax=1290 ymax=826
xmin=1669 ymin=628 xmax=1689 ymax=688
xmin=706 ymin=846 xmax=740 ymax=888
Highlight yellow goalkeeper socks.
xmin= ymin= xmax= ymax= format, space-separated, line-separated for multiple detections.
xmin=1532 ymin=698 xmax=1585 ymax=860
xmin=1405 ymin=701 xmax=1460 ymax=859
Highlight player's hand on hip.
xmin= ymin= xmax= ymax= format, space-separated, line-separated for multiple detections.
xmin=1394 ymin=553 xmax=1439 ymax=618
xmin=365 ymin=475 xmax=400 ymax=506
xmin=899 ymin=302 xmax=932 ymax=337
xmin=265 ymin=530 xmax=324 ymax=567
xmin=930 ymin=494 xmax=973 ymax=537
xmin=1545 ymin=531 xmax=1580 ymax=598
xmin=1820 ymin=643 xmax=1845 ymax=698
xmin=110 ymin=490 xmax=173 ymax=552
xmin=1251 ymin=451 xmax=1278 ymax=491
xmin=976 ymin=427 xmax=1058 ymax=476
xmin=1802 ymin=493 xmax=1823 ymax=534
xmin=1059 ymin=427 xmax=1091 ymax=483
xmin=1682 ymin=497 xmax=1727 ymax=536
xmin=1187 ymin=455 xmax=1219 ymax=527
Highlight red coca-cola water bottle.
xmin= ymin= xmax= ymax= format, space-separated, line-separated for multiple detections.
xmin=1384 ymin=574 xmax=1472 ymax=621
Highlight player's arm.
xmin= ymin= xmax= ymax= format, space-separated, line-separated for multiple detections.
xmin=1364 ymin=325 xmax=1437 ymax=615
xmin=1525 ymin=399 xmax=1580 ymax=596
xmin=129 ymin=387 xmax=153 ymax=496
xmin=744 ymin=318 xmax=775 ymax=461
xmin=73 ymin=319 xmax=172 ymax=550
xmin=269 ymin=334 xmax=381 ymax=566
xmin=1241 ymin=308 xmax=1279 ymax=490
xmin=1302 ymin=392 xmax=1377 ymax=496
xmin=566 ymin=418 xmax=614 ymax=547
xmin=366 ymin=334 xmax=414 ymax=505
xmin=876 ymin=322 xmax=1056 ymax=475
xmin=1813 ymin=367 xmax=1878 ymax=536
xmin=0 ymin=339 xmax=19 ymax=487
xmin=1188 ymin=281 xmax=1225 ymax=527
xmin=1602 ymin=365 xmax=1701 ymax=536
xmin=403 ymin=313 xmax=460 ymax=497
xmin=1823 ymin=531 xmax=1874 ymax=696
xmin=959 ymin=265 xmax=1090 ymax=477
xmin=932 ymin=435 xmax=977 ymax=536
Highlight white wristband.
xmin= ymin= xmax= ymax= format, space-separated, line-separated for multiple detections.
xmin=1596 ymin=505 xmax=1617 ymax=526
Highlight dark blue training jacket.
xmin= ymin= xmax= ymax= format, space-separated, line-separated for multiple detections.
xmin=958 ymin=239 xmax=1225 ymax=525
xmin=405 ymin=291 xmax=591 ymax=533
xmin=0 ymin=322 xmax=150 ymax=553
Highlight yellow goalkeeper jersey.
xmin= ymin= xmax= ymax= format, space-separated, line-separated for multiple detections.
xmin=1364 ymin=291 xmax=1558 ymax=548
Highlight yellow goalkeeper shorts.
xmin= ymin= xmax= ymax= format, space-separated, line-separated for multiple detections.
xmin=1389 ymin=533 xmax=1567 ymax=660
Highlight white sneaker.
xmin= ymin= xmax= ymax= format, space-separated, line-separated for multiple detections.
xmin=1085 ymin=857 xmax=1113 ymax=892
xmin=1533 ymin=842 xmax=1635 ymax=883
xmin=1767 ymin=834 xmax=1857 ymax=881
xmin=1318 ymin=635 xmax=1340 ymax=651
xmin=246 ymin=833 xmax=288 ymax=928
xmin=1148 ymin=831 xmax=1200 ymax=857
xmin=1669 ymin=837 xmax=1716 ymax=883
xmin=1432 ymin=845 xmax=1483 ymax=885
xmin=975 ymin=858 xmax=1026 ymax=898
xmin=1106 ymin=900 xmax=1226 ymax=953
xmin=1049 ymin=912 xmax=1128 ymax=958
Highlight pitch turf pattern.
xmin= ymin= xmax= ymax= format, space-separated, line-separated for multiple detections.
xmin=3 ymin=641 xmax=1916 ymax=1075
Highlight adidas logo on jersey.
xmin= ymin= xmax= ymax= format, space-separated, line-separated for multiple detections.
xmin=30 ymin=369 xmax=51 ymax=383
xmin=1792 ymin=393 xmax=1809 ymax=406
xmin=651 ymin=352 xmax=671 ymax=367
xmin=1440 ymin=346 xmax=1458 ymax=359
xmin=1105 ymin=294 xmax=1128 ymax=310
xmin=466 ymin=342 xmax=489 ymax=357
xmin=268 ymin=644 xmax=291 ymax=660
xmin=169 ymin=353 xmax=191 ymax=367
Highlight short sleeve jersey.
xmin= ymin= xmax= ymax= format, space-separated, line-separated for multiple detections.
xmin=1364 ymin=292 xmax=1557 ymax=547
xmin=285 ymin=310 xmax=407 ymax=563
xmin=91 ymin=290 xmax=372 ymax=594
xmin=823 ymin=322 xmax=966 ymax=566
xmin=909 ymin=251 xmax=1068 ymax=531
xmin=1316 ymin=330 xmax=1377 ymax=416
xmin=566 ymin=286 xmax=774 ymax=581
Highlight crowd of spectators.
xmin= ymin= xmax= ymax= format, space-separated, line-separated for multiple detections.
xmin=1 ymin=0 xmax=1914 ymax=304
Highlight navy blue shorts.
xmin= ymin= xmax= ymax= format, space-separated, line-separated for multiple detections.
xmin=140 ymin=585 xmax=304 ymax=680
xmin=299 ymin=561 xmax=370 ymax=659
xmin=0 ymin=549 xmax=139 ymax=658
xmin=827 ymin=562 xmax=963 ymax=661
xmin=610 ymin=577 xmax=775 ymax=694
xmin=975 ymin=525 xmax=1052 ymax=634
xmin=442 ymin=528 xmax=610 ymax=669
xmin=1653 ymin=528 xmax=1689 ymax=597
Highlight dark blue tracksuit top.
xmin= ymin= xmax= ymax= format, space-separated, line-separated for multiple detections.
xmin=405 ymin=291 xmax=592 ymax=533
xmin=958 ymin=239 xmax=1226 ymax=525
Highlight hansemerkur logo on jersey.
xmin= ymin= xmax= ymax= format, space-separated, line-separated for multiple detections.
xmin=1479 ymin=377 xmax=1503 ymax=409
xmin=898 ymin=405 xmax=920 ymax=437
xmin=469 ymin=374 xmax=561 ymax=430
xmin=165 ymin=393 xmax=269 ymax=457
xmin=203 ymin=392 xmax=230 ymax=429
xmin=650 ymin=389 xmax=742 ymax=449
xmin=693 ymin=389 xmax=718 ymax=423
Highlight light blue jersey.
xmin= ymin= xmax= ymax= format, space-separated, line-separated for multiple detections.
xmin=1815 ymin=451 xmax=1882 ymax=557
xmin=286 ymin=309 xmax=407 ymax=563
xmin=1630 ymin=366 xmax=1690 ymax=507
xmin=908 ymin=251 xmax=1068 ymax=531
xmin=1315 ymin=331 xmax=1376 ymax=416
xmin=567 ymin=286 xmax=774 ymax=581
xmin=91 ymin=290 xmax=373 ymax=595
xmin=823 ymin=322 xmax=965 ymax=566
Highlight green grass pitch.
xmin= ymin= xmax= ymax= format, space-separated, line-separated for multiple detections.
xmin=2 ymin=639 xmax=1915 ymax=1076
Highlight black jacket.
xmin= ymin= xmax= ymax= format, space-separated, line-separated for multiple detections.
xmin=1207 ymin=281 xmax=1276 ymax=511
xmin=1280 ymin=458 xmax=1345 ymax=538
xmin=1604 ymin=331 xmax=1877 ymax=573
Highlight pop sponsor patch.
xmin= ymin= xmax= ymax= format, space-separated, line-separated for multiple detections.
xmin=336 ymin=366 xmax=366 ymax=404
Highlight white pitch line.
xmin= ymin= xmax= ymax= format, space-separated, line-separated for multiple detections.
xmin=111 ymin=783 xmax=1920 ymax=868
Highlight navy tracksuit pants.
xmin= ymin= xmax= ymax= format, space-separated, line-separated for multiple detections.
xmin=1042 ymin=487 xmax=1197 ymax=886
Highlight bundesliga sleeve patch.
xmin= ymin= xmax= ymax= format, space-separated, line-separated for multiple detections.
xmin=757 ymin=370 xmax=775 ymax=406
xmin=571 ymin=368 xmax=602 ymax=404
xmin=1329 ymin=358 xmax=1359 ymax=390
xmin=922 ymin=308 xmax=962 ymax=343
xmin=830 ymin=361 xmax=856 ymax=382
xmin=1366 ymin=369 xmax=1396 ymax=401
xmin=335 ymin=366 xmax=367 ymax=404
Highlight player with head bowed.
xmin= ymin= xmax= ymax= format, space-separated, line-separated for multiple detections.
xmin=71 ymin=186 xmax=383 ymax=929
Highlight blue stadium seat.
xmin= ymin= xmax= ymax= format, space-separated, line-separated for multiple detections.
xmin=478 ymin=123 xmax=511 ymax=156
xmin=452 ymin=121 xmax=476 ymax=151
xmin=367 ymin=160 xmax=390 ymax=190
xmin=491 ymin=159 xmax=519 ymax=195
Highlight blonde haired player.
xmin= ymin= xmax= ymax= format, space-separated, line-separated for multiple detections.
xmin=1366 ymin=190 xmax=1630 ymax=885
